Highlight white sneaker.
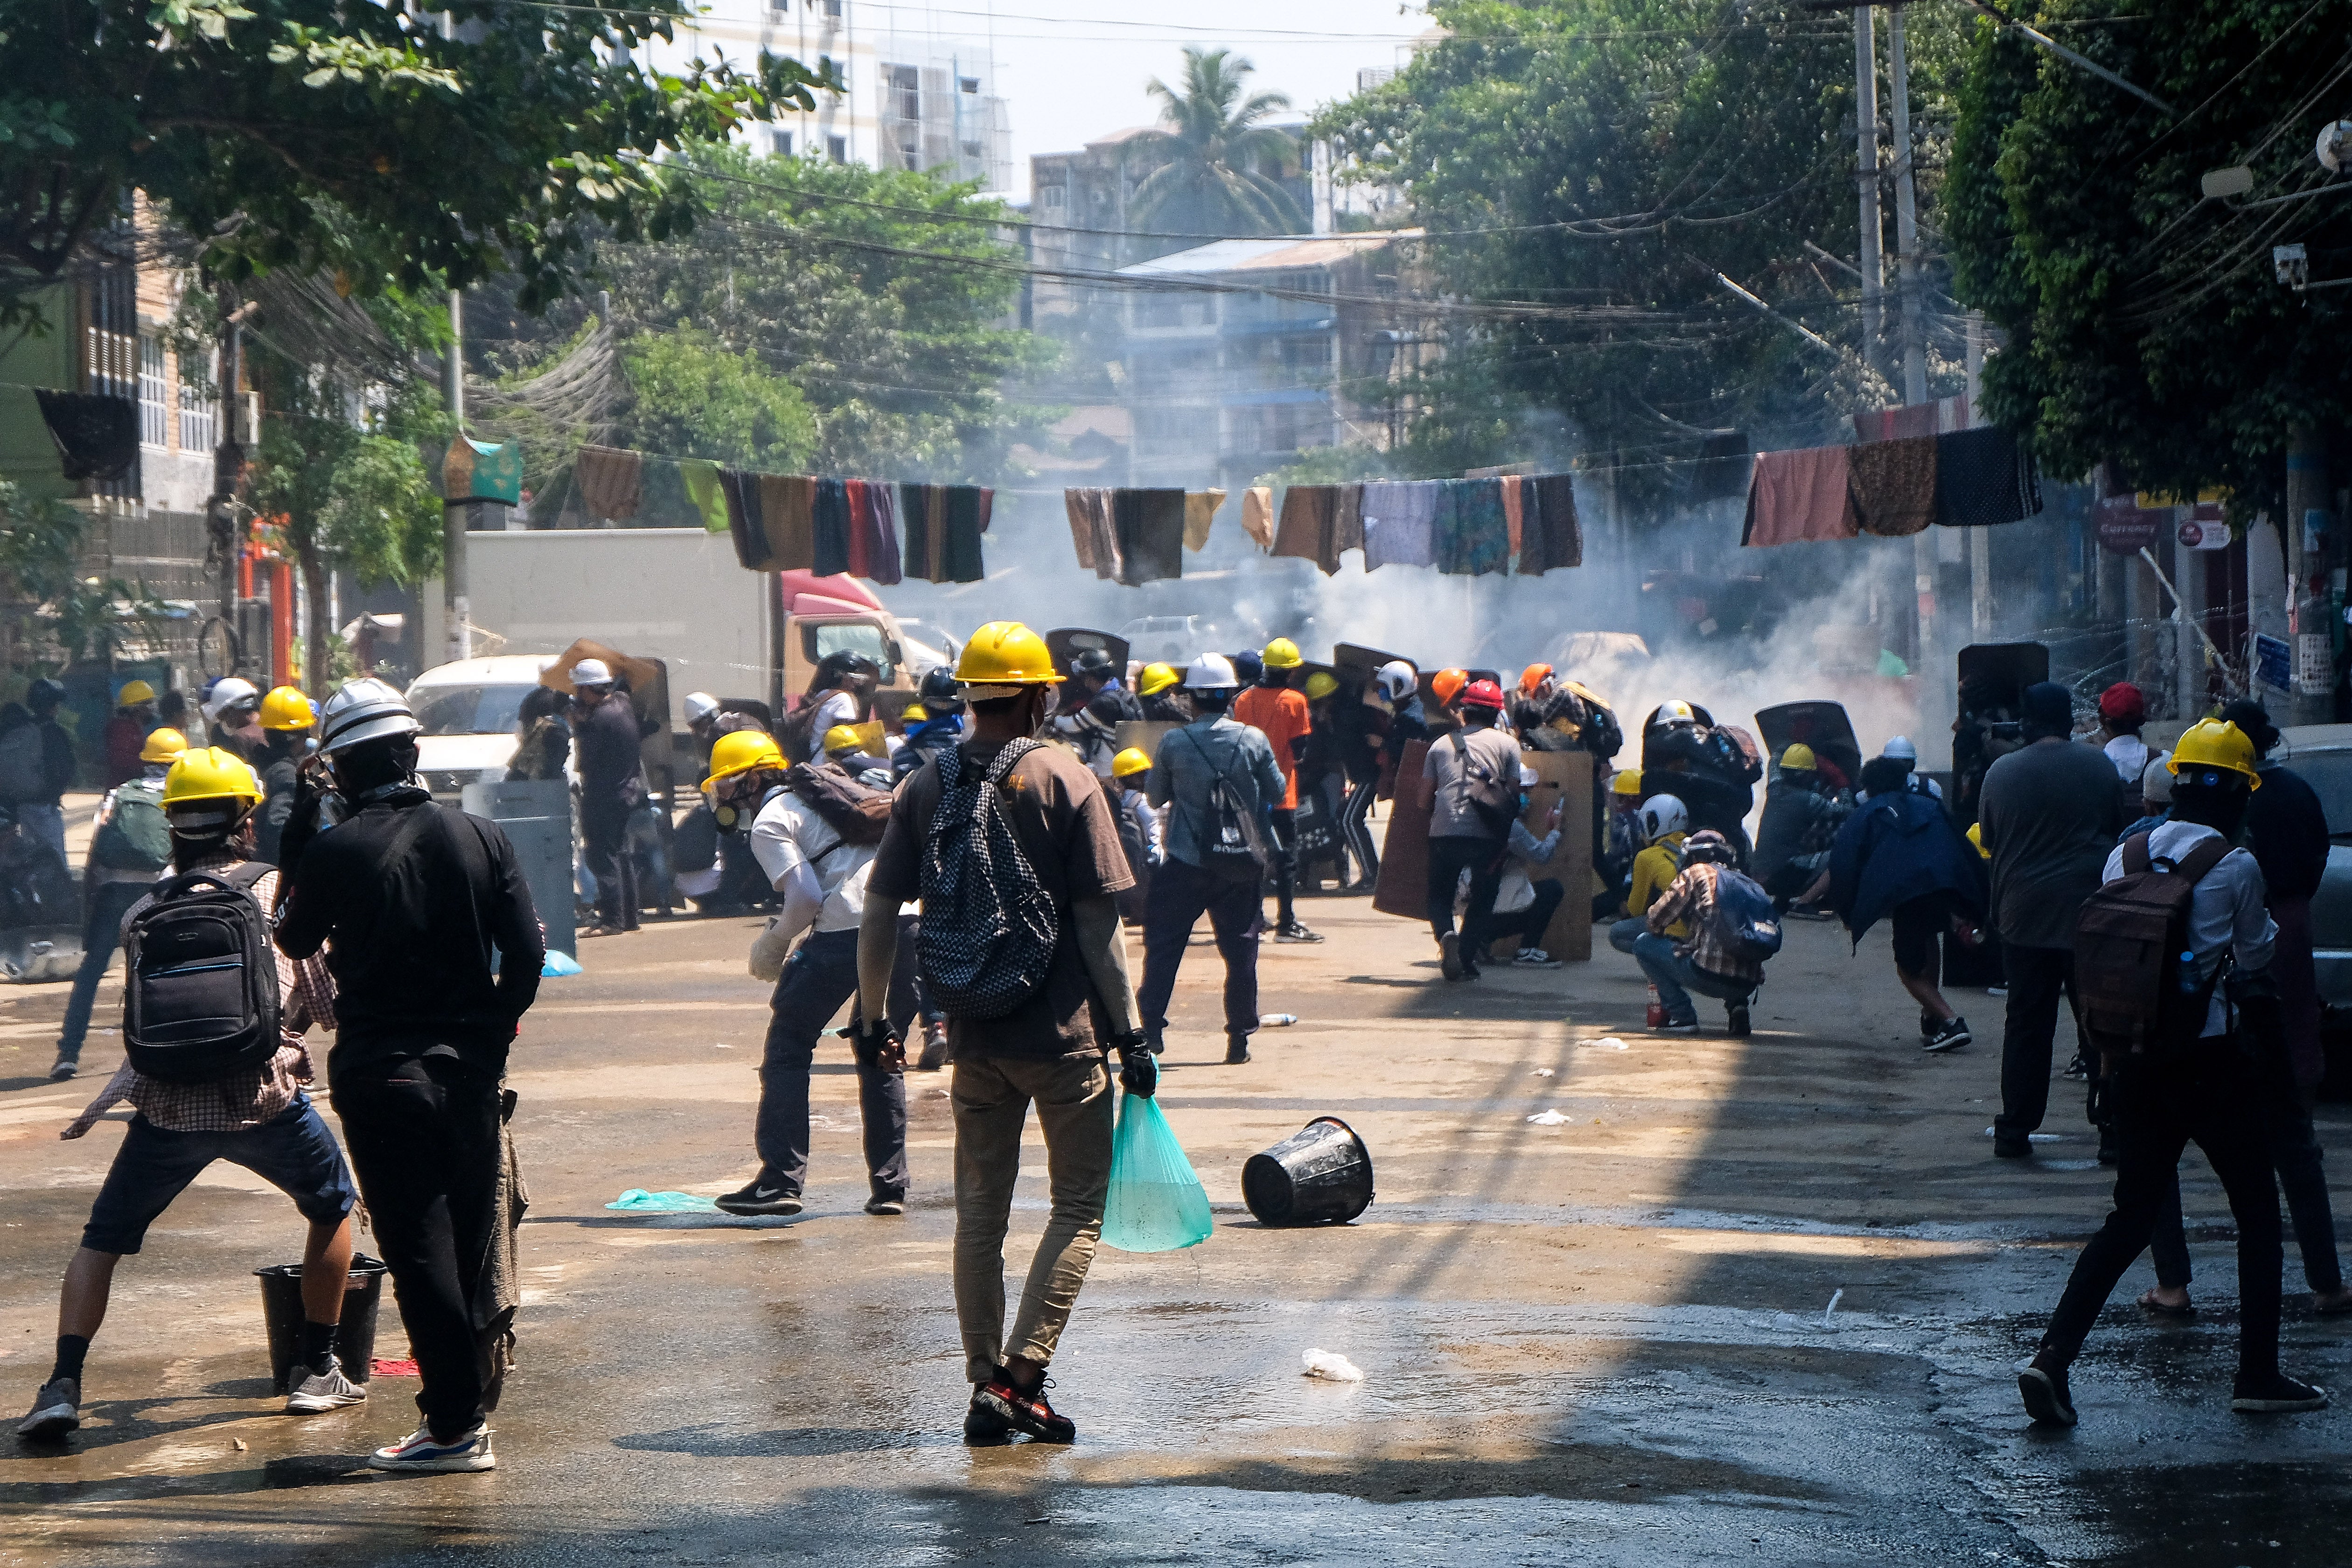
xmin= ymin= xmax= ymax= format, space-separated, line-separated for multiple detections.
xmin=369 ymin=1422 xmax=496 ymax=1472
xmin=285 ymin=1360 xmax=367 ymax=1414
xmin=1512 ymin=948 xmax=1561 ymax=968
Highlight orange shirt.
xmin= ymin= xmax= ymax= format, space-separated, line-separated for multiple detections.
xmin=1234 ymin=685 xmax=1310 ymax=809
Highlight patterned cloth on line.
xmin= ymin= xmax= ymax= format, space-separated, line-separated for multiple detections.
xmin=1362 ymin=480 xmax=1437 ymax=570
xmin=1847 ymin=435 xmax=1937 ymax=537
xmin=1934 ymin=426 xmax=2043 ymax=528
xmin=1436 ymin=478 xmax=1510 ymax=575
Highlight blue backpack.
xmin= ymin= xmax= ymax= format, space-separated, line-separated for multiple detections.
xmin=1708 ymin=866 xmax=1784 ymax=963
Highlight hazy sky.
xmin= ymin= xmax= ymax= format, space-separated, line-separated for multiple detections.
xmin=858 ymin=0 xmax=1431 ymax=197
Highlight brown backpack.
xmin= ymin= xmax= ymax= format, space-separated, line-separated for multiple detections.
xmin=784 ymin=760 xmax=893 ymax=845
xmin=2072 ymin=832 xmax=2233 ymax=1058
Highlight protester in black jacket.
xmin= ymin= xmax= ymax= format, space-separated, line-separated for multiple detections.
xmin=570 ymin=659 xmax=646 ymax=935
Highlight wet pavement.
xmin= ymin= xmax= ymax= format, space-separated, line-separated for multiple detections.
xmin=3 ymin=890 xmax=2350 ymax=1565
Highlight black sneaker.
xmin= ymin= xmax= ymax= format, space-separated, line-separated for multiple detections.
xmin=2232 ymin=1373 xmax=2330 ymax=1413
xmin=1650 ymin=1014 xmax=1699 ymax=1035
xmin=973 ymin=1376 xmax=1076 ymax=1443
xmin=1726 ymin=1003 xmax=1752 ymax=1037
xmin=1992 ymin=1133 xmax=2031 ymax=1159
xmin=2063 ymin=1051 xmax=2092 ymax=1082
xmin=1274 ymin=921 xmax=1324 ymax=944
xmin=49 ymin=1056 xmax=77 ymax=1081
xmin=715 ymin=1181 xmax=803 ymax=1216
xmin=1224 ymin=1037 xmax=1251 ymax=1065
xmin=864 ymin=1196 xmax=906 ymax=1217
xmin=17 ymin=1377 xmax=79 ymax=1440
xmin=1918 ymin=1010 xmax=1937 ymax=1041
xmin=915 ymin=1024 xmax=951 ymax=1072
xmin=963 ymin=1383 xmax=1014 ymax=1446
xmin=1439 ymin=932 xmax=1465 ymax=981
xmin=1923 ymin=1016 xmax=1971 ymax=1053
xmin=2019 ymin=1363 xmax=2077 ymax=1426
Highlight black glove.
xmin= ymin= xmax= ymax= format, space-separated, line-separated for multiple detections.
xmin=275 ymin=771 xmax=338 ymax=878
xmin=855 ymin=1015 xmax=905 ymax=1074
xmin=1110 ymin=1029 xmax=1157 ymax=1097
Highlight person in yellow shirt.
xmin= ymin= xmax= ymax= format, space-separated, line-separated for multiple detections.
xmin=1610 ymin=794 xmax=1689 ymax=956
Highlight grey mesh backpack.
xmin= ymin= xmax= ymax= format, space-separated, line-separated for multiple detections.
xmin=916 ymin=740 xmax=1060 ymax=1019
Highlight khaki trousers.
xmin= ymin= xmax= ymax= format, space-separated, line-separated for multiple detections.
xmin=951 ymin=1051 xmax=1114 ymax=1385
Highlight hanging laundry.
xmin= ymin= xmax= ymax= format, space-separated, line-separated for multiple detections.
xmin=1521 ymin=473 xmax=1583 ymax=571
xmin=1742 ymin=447 xmax=1860 ymax=547
xmin=900 ymin=483 xmax=934 ymax=580
xmin=1848 ymin=435 xmax=1938 ymax=537
xmin=1690 ymin=433 xmax=1752 ymax=503
xmin=1332 ymin=483 xmax=1366 ymax=563
xmin=1500 ymin=476 xmax=1524 ymax=558
xmin=1934 ymin=426 xmax=2042 ymax=528
xmin=811 ymin=477 xmax=852 ymax=576
xmin=722 ymin=468 xmax=775 ymax=571
xmin=1066 ymin=488 xmax=1114 ymax=575
xmin=942 ymin=486 xmax=990 ymax=583
xmin=758 ymin=474 xmax=817 ymax=570
xmin=844 ymin=479 xmax=872 ymax=578
xmin=1436 ymin=478 xmax=1510 ymax=575
xmin=1183 ymin=489 xmax=1226 ymax=551
xmin=1361 ymin=480 xmax=1437 ymax=570
xmin=573 ymin=444 xmax=643 ymax=522
xmin=1241 ymin=486 xmax=1275 ymax=550
xmin=860 ymin=479 xmax=902 ymax=585
xmin=33 ymin=390 xmax=137 ymax=482
xmin=679 ymin=458 xmax=729 ymax=534
xmin=1273 ymin=485 xmax=1340 ymax=572
xmin=1111 ymin=488 xmax=1185 ymax=584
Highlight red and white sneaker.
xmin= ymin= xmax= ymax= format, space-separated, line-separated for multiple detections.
xmin=369 ymin=1422 xmax=496 ymax=1472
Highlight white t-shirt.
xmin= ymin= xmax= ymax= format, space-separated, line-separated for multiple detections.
xmin=749 ymin=785 xmax=887 ymax=935
xmin=802 ymin=690 xmax=859 ymax=760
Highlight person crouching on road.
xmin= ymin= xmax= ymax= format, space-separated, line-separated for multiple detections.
xmin=1826 ymin=755 xmax=1988 ymax=1054
xmin=2019 ymin=718 xmax=2328 ymax=1428
xmin=1752 ymin=744 xmax=1842 ymax=916
xmin=1625 ymin=829 xmax=1762 ymax=1036
xmin=1608 ymin=793 xmax=1689 ymax=960
xmin=705 ymin=729 xmax=912 ymax=1219
xmin=853 ymin=622 xmax=1153 ymax=1446
xmin=1422 ymin=678 xmax=1520 ymax=982
xmin=1491 ymin=764 xmax=1567 ymax=968
xmin=274 ymin=678 xmax=545 ymax=1475
xmin=1138 ymin=654 xmax=1287 ymax=1064
xmin=19 ymin=748 xmax=359 ymax=1444
xmin=1598 ymin=769 xmax=1646 ymax=918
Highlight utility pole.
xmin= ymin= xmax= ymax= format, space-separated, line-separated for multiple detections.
xmin=2287 ymin=430 xmax=2333 ymax=723
xmin=442 ymin=287 xmax=470 ymax=666
xmin=1886 ymin=4 xmax=1927 ymax=406
xmin=1853 ymin=5 xmax=1884 ymax=383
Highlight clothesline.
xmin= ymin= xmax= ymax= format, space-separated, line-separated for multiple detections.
xmin=1741 ymin=425 xmax=2042 ymax=548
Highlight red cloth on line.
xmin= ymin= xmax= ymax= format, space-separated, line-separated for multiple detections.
xmin=1742 ymin=447 xmax=1859 ymax=547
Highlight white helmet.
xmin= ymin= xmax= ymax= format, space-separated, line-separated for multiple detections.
xmin=1375 ymin=660 xmax=1417 ymax=703
xmin=1184 ymin=653 xmax=1239 ymax=691
xmin=202 ymin=676 xmax=259 ymax=723
xmin=571 ymin=657 xmax=614 ymax=688
xmin=1638 ymin=793 xmax=1689 ymax=842
xmin=1882 ymin=734 xmax=1918 ymax=765
xmin=684 ymin=691 xmax=720 ymax=724
xmin=317 ymin=676 xmax=420 ymax=755
xmin=1651 ymin=698 xmax=1697 ymax=728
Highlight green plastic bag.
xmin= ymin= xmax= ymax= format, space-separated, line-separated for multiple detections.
xmin=604 ymin=1189 xmax=719 ymax=1213
xmin=1102 ymin=1091 xmax=1213 ymax=1253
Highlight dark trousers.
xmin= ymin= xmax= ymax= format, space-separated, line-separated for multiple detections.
xmin=582 ymin=799 xmax=638 ymax=931
xmin=1138 ymin=857 xmax=1260 ymax=1042
xmin=2040 ymin=1045 xmax=2283 ymax=1379
xmin=56 ymin=881 xmax=151 ymax=1059
xmin=330 ymin=1053 xmax=504 ymax=1441
xmin=2150 ymin=1035 xmax=2342 ymax=1294
xmin=1341 ymin=780 xmax=1379 ymax=887
xmin=1498 ymin=879 xmax=1565 ymax=953
xmin=754 ymin=927 xmax=910 ymax=1200
xmin=1996 ymin=944 xmax=2081 ymax=1139
xmin=1426 ymin=834 xmax=1504 ymax=952
xmin=1264 ymin=807 xmax=1298 ymax=927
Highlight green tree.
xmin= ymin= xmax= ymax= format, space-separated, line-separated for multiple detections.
xmin=0 ymin=483 xmax=163 ymax=675
xmin=618 ymin=329 xmax=817 ymax=473
xmin=0 ymin=0 xmax=834 ymax=330
xmin=1945 ymin=0 xmax=2352 ymax=507
xmin=1129 ymin=49 xmax=1307 ymax=236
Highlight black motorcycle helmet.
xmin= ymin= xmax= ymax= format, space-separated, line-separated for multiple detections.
xmin=918 ymin=665 xmax=966 ymax=715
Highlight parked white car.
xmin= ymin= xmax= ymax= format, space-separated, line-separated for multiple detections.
xmin=405 ymin=655 xmax=559 ymax=799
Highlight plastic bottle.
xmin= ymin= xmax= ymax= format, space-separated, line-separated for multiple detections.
xmin=1260 ymin=1013 xmax=1298 ymax=1027
xmin=1645 ymin=983 xmax=1665 ymax=1028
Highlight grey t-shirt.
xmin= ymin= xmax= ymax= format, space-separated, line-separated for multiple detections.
xmin=1423 ymin=724 xmax=1522 ymax=840
xmin=1977 ymin=737 xmax=2126 ymax=949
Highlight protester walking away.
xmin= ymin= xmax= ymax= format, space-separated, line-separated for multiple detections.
xmin=1979 ymin=683 xmax=2124 ymax=1157
xmin=2020 ymin=718 xmax=2328 ymax=1426
xmin=1827 ymin=755 xmax=1988 ymax=1053
xmin=1054 ymin=689 xmax=1129 ymax=780
xmin=1492 ymin=765 xmax=1567 ymax=966
xmin=2096 ymin=683 xmax=2158 ymax=789
xmin=854 ymin=621 xmax=1149 ymax=1445
xmin=101 ymin=679 xmax=158 ymax=788
xmin=1137 ymin=661 xmax=1191 ymax=724
xmin=1753 ymin=745 xmax=1844 ymax=913
xmin=570 ymin=659 xmax=645 ymax=936
xmin=1326 ymin=671 xmax=1385 ymax=892
xmin=1139 ymin=653 xmax=1287 ymax=1063
xmin=252 ymin=686 xmax=314 ymax=865
xmin=1598 ymin=769 xmax=1647 ymax=918
xmin=49 ymin=728 xmax=185 ymax=1080
xmin=19 ymin=747 xmax=359 ymax=1443
xmin=1234 ymin=637 xmax=1320 ymax=943
xmin=1109 ymin=746 xmax=1159 ymax=926
xmin=202 ymin=676 xmax=264 ymax=762
xmin=275 ymin=677 xmax=544 ymax=1474
xmin=1628 ymin=829 xmax=1776 ymax=1035
xmin=1422 ymin=679 xmax=1520 ymax=982
xmin=0 ymin=677 xmax=77 ymax=864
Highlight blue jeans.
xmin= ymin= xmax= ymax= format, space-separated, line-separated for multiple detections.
xmin=83 ymin=1094 xmax=357 ymax=1255
xmin=1630 ymin=932 xmax=1753 ymax=1021
xmin=1608 ymin=916 xmax=1647 ymax=956
xmin=754 ymin=927 xmax=912 ymax=1199
xmin=19 ymin=801 xmax=65 ymax=865
xmin=57 ymin=880 xmax=152 ymax=1060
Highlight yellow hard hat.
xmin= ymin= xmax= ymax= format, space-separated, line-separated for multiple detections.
xmin=1138 ymin=662 xmax=1179 ymax=698
xmin=259 ymin=685 xmax=315 ymax=732
xmin=703 ymin=729 xmax=785 ymax=791
xmin=822 ymin=724 xmax=865 ymax=755
xmin=1611 ymin=768 xmax=1644 ymax=798
xmin=139 ymin=726 xmax=188 ymax=764
xmin=1111 ymin=746 xmax=1152 ymax=779
xmin=954 ymin=621 xmax=1063 ymax=696
xmin=903 ymin=704 xmax=928 ymax=723
xmin=1304 ymin=671 xmax=1339 ymax=700
xmin=162 ymin=746 xmax=262 ymax=807
xmin=1263 ymin=637 xmax=1304 ymax=670
xmin=117 ymin=679 xmax=155 ymax=707
xmin=1780 ymin=743 xmax=1816 ymax=771
xmin=2168 ymin=718 xmax=2261 ymax=789
xmin=1967 ymin=822 xmax=1990 ymax=860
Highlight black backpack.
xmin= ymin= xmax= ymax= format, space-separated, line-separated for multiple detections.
xmin=917 ymin=741 xmax=1061 ymax=1019
xmin=123 ymin=863 xmax=281 ymax=1083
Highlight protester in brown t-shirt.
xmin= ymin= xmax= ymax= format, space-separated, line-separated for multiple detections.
xmin=857 ymin=622 xmax=1152 ymax=1448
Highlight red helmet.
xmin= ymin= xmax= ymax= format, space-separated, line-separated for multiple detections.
xmin=1459 ymin=679 xmax=1506 ymax=712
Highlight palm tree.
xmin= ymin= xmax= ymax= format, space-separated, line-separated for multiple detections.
xmin=1128 ymin=49 xmax=1307 ymax=237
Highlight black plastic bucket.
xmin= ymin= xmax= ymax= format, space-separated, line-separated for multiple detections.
xmin=256 ymin=1254 xmax=390 ymax=1391
xmin=1242 ymin=1116 xmax=1374 ymax=1227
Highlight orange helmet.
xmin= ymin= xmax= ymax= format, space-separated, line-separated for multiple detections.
xmin=1431 ymin=668 xmax=1468 ymax=705
xmin=1518 ymin=662 xmax=1554 ymax=697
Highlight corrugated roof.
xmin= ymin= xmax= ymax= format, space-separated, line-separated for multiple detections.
xmin=1117 ymin=232 xmax=1420 ymax=278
